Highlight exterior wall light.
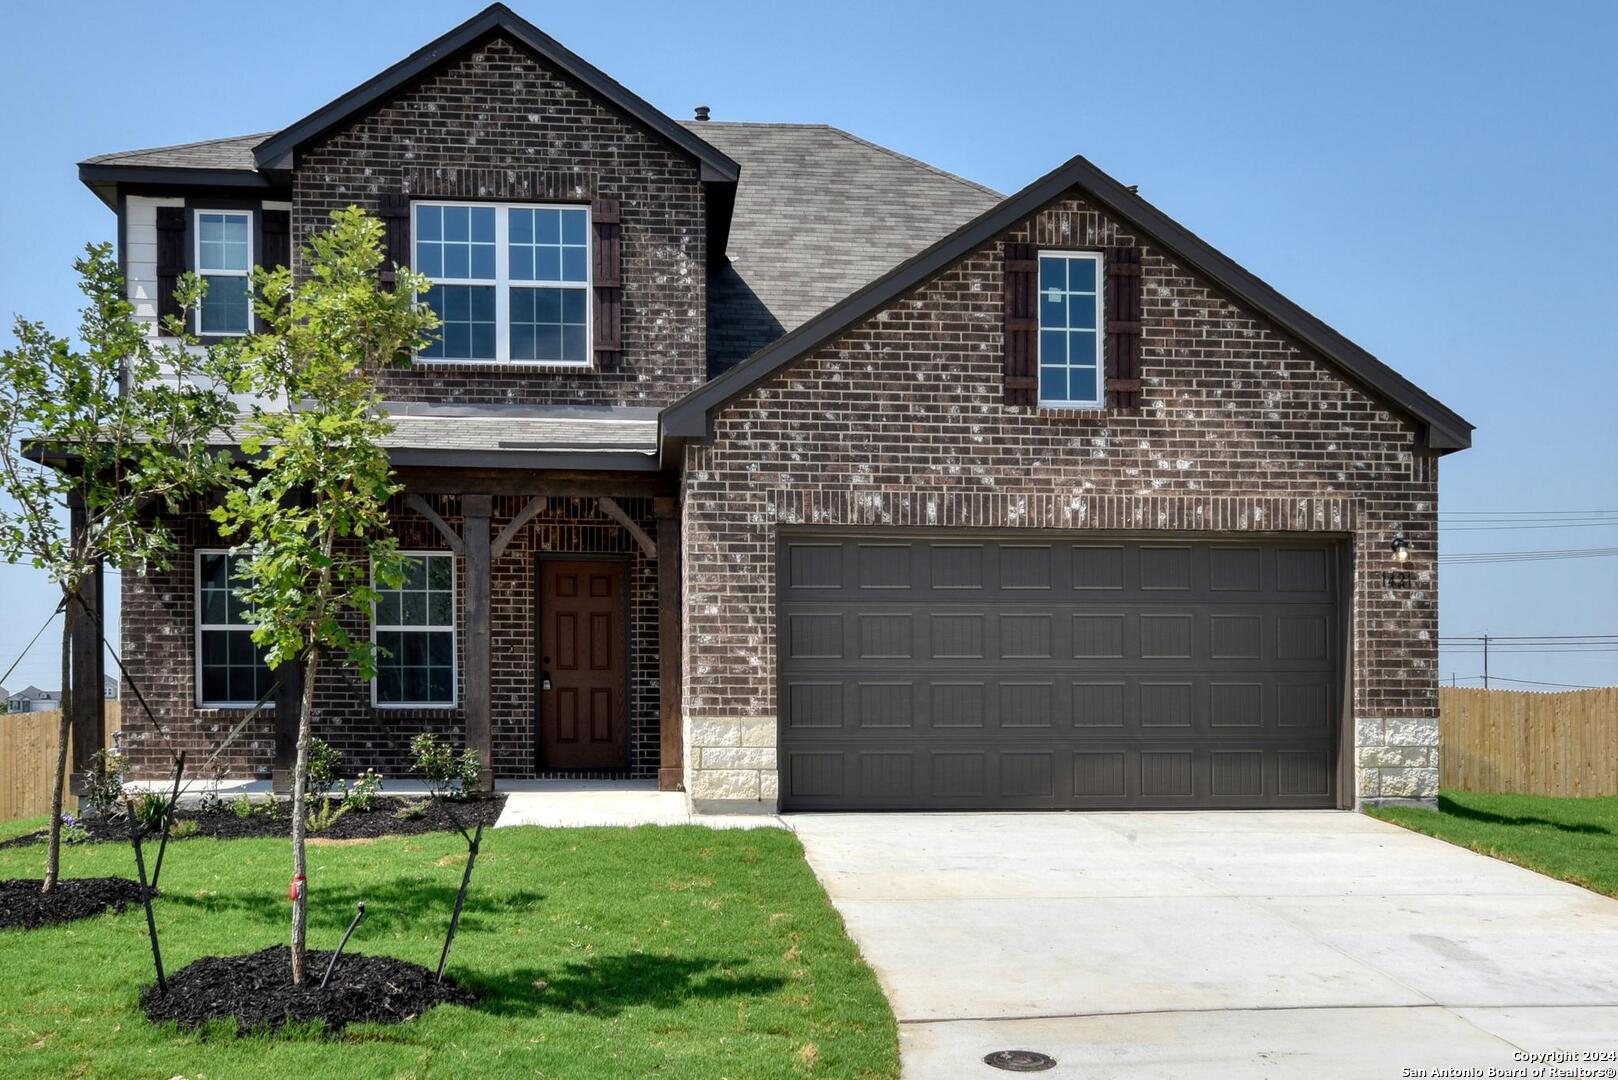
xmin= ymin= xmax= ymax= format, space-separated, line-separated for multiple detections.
xmin=1391 ymin=534 xmax=1410 ymax=563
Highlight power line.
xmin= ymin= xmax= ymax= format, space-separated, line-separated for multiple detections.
xmin=1447 ymin=674 xmax=1605 ymax=690
xmin=1440 ymin=509 xmax=1618 ymax=516
xmin=1440 ymin=547 xmax=1618 ymax=564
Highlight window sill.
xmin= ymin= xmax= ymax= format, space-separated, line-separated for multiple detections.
xmin=409 ymin=358 xmax=595 ymax=373
xmin=196 ymin=704 xmax=276 ymax=714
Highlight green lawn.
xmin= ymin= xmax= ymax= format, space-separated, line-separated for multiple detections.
xmin=0 ymin=816 xmax=897 ymax=1079
xmin=1370 ymin=790 xmax=1618 ymax=898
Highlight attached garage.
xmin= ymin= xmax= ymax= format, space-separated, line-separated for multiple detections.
xmin=777 ymin=533 xmax=1348 ymax=811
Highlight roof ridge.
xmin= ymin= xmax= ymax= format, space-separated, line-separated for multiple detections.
xmin=823 ymin=126 xmax=1002 ymax=199
xmin=80 ymin=131 xmax=274 ymax=166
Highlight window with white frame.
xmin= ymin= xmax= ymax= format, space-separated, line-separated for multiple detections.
xmin=373 ymin=552 xmax=457 ymax=707
xmin=195 ymin=210 xmax=253 ymax=336
xmin=1037 ymin=250 xmax=1103 ymax=407
xmin=196 ymin=550 xmax=273 ymax=707
xmin=413 ymin=202 xmax=590 ymax=365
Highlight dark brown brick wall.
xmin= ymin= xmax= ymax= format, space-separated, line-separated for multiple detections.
xmin=292 ymin=34 xmax=706 ymax=408
xmin=681 ymin=192 xmax=1439 ymax=731
xmin=119 ymin=496 xmax=663 ymax=782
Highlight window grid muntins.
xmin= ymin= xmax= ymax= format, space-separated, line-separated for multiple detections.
xmin=196 ymin=550 xmax=273 ymax=708
xmin=373 ymin=553 xmax=457 ymax=707
xmin=1037 ymin=251 xmax=1103 ymax=407
xmin=195 ymin=211 xmax=252 ymax=337
xmin=414 ymin=201 xmax=590 ymax=365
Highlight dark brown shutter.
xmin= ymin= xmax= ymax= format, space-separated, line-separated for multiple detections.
xmin=1001 ymin=241 xmax=1038 ymax=406
xmin=591 ymin=196 xmax=622 ymax=357
xmin=256 ymin=210 xmax=292 ymax=332
xmin=155 ymin=206 xmax=188 ymax=334
xmin=1104 ymin=245 xmax=1143 ymax=409
xmin=377 ymin=194 xmax=411 ymax=291
xmin=260 ymin=209 xmax=291 ymax=270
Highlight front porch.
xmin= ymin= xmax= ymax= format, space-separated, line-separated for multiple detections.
xmin=73 ymin=407 xmax=690 ymax=798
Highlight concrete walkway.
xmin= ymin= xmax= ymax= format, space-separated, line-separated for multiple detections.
xmin=786 ymin=810 xmax=1618 ymax=1079
xmin=493 ymin=780 xmax=781 ymax=829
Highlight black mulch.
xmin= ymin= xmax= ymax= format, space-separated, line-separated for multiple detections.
xmin=0 ymin=876 xmax=149 ymax=931
xmin=143 ymin=946 xmax=474 ymax=1034
xmin=0 ymin=795 xmax=505 ymax=849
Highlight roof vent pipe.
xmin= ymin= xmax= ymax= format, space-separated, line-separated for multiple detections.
xmin=693 ymin=105 xmax=710 ymax=121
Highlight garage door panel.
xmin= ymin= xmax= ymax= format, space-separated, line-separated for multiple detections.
xmin=779 ymin=534 xmax=1342 ymax=810
xmin=786 ymin=670 xmax=1337 ymax=743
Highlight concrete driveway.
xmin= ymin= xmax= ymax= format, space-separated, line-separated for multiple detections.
xmin=787 ymin=811 xmax=1618 ymax=1079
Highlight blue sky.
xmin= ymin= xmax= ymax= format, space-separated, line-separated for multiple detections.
xmin=0 ymin=0 xmax=1614 ymax=691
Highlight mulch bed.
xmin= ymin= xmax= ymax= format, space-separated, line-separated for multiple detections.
xmin=0 ymin=795 xmax=505 ymax=849
xmin=0 ymin=876 xmax=149 ymax=931
xmin=143 ymin=946 xmax=474 ymax=1034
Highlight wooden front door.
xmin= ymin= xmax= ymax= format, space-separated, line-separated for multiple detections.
xmin=538 ymin=559 xmax=629 ymax=770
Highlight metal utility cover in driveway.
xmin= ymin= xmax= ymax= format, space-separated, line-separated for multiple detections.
xmin=777 ymin=533 xmax=1345 ymax=810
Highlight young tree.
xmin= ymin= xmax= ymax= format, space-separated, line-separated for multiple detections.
xmin=0 ymin=244 xmax=236 ymax=892
xmin=212 ymin=206 xmax=437 ymax=984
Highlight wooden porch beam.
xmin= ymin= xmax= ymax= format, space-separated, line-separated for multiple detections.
xmin=404 ymin=493 xmax=465 ymax=555
xmin=598 ymin=496 xmax=656 ymax=559
xmin=492 ymin=496 xmax=546 ymax=559
xmin=396 ymin=466 xmax=675 ymax=499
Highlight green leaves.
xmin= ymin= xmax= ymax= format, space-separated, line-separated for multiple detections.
xmin=0 ymin=242 xmax=237 ymax=590
xmin=210 ymin=206 xmax=440 ymax=676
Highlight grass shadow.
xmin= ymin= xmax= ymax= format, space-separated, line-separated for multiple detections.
xmin=161 ymin=881 xmax=547 ymax=937
xmin=1436 ymin=794 xmax=1613 ymax=835
xmin=470 ymin=954 xmax=788 ymax=1019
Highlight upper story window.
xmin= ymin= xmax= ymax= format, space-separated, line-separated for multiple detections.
xmin=414 ymin=202 xmax=590 ymax=366
xmin=1037 ymin=251 xmax=1103 ymax=408
xmin=195 ymin=550 xmax=273 ymax=708
xmin=373 ymin=552 xmax=457 ymax=707
xmin=195 ymin=211 xmax=253 ymax=336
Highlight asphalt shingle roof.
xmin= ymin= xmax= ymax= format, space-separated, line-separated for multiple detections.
xmin=81 ymin=133 xmax=271 ymax=171
xmin=681 ymin=122 xmax=1001 ymax=372
xmin=208 ymin=406 xmax=658 ymax=460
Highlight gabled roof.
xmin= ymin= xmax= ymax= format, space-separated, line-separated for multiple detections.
xmin=661 ymin=153 xmax=1474 ymax=455
xmin=252 ymin=3 xmax=738 ymax=183
xmin=677 ymin=122 xmax=1001 ymax=374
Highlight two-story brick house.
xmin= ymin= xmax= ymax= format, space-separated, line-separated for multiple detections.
xmin=65 ymin=4 xmax=1470 ymax=813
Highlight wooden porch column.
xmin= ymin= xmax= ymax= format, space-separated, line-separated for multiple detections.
xmin=654 ymin=497 xmax=684 ymax=792
xmin=463 ymin=494 xmax=494 ymax=791
xmin=67 ymin=491 xmax=104 ymax=794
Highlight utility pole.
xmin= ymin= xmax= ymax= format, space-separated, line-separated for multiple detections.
xmin=1482 ymin=633 xmax=1490 ymax=690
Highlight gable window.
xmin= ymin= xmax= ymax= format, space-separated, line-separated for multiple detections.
xmin=373 ymin=552 xmax=457 ymax=707
xmin=195 ymin=211 xmax=253 ymax=336
xmin=195 ymin=550 xmax=273 ymax=708
xmin=1037 ymin=251 xmax=1103 ymax=408
xmin=414 ymin=202 xmax=590 ymax=365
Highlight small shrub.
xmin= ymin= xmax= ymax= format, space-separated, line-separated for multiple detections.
xmin=59 ymin=813 xmax=89 ymax=845
xmin=83 ymin=748 xmax=127 ymax=818
xmin=409 ymin=732 xmax=482 ymax=800
xmin=133 ymin=792 xmax=170 ymax=834
xmin=306 ymin=738 xmax=343 ymax=801
xmin=196 ymin=764 xmax=231 ymax=815
xmin=306 ymin=797 xmax=352 ymax=834
xmin=171 ymin=819 xmax=200 ymax=839
xmin=393 ymin=799 xmax=428 ymax=821
xmin=231 ymin=794 xmax=256 ymax=820
xmin=344 ymin=768 xmax=383 ymax=811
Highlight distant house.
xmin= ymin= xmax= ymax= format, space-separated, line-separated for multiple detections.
xmin=7 ymin=686 xmax=63 ymax=713
xmin=103 ymin=675 xmax=119 ymax=701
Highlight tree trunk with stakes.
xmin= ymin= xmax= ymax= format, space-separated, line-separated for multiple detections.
xmin=288 ymin=646 xmax=320 ymax=985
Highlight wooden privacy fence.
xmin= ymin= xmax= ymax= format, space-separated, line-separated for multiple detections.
xmin=0 ymin=703 xmax=122 ymax=822
xmin=1440 ymin=686 xmax=1618 ymax=796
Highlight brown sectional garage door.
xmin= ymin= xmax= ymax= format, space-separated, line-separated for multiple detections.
xmin=777 ymin=533 xmax=1344 ymax=810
